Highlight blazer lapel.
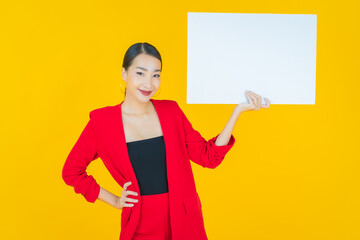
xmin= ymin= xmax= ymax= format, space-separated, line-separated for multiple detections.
xmin=150 ymin=99 xmax=173 ymax=192
xmin=152 ymin=99 xmax=178 ymax=203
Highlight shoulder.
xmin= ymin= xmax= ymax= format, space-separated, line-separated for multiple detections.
xmin=152 ymin=98 xmax=180 ymax=109
xmin=88 ymin=104 xmax=118 ymax=120
xmin=152 ymin=99 xmax=184 ymax=117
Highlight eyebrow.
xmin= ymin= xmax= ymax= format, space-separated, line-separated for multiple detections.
xmin=136 ymin=66 xmax=161 ymax=72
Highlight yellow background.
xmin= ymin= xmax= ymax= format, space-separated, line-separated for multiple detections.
xmin=1 ymin=0 xmax=359 ymax=239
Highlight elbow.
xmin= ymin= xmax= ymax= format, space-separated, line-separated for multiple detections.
xmin=204 ymin=164 xmax=219 ymax=169
xmin=61 ymin=155 xmax=79 ymax=186
xmin=202 ymin=158 xmax=224 ymax=169
xmin=62 ymin=167 xmax=70 ymax=186
xmin=61 ymin=162 xmax=74 ymax=186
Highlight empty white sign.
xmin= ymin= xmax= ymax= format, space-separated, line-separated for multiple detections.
xmin=187 ymin=12 xmax=317 ymax=105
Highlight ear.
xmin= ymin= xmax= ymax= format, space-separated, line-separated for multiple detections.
xmin=121 ymin=67 xmax=127 ymax=82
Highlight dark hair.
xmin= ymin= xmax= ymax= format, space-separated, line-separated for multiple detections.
xmin=122 ymin=42 xmax=162 ymax=97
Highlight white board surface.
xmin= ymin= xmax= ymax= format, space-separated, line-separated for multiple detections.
xmin=187 ymin=12 xmax=317 ymax=105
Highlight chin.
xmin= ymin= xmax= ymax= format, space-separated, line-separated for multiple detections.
xmin=137 ymin=93 xmax=152 ymax=102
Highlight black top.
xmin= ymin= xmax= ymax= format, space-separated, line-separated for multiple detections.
xmin=126 ymin=136 xmax=169 ymax=196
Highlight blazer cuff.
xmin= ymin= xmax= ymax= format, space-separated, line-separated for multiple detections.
xmin=84 ymin=178 xmax=101 ymax=203
xmin=209 ymin=133 xmax=236 ymax=158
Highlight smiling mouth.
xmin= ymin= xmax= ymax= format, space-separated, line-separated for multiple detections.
xmin=139 ymin=89 xmax=152 ymax=96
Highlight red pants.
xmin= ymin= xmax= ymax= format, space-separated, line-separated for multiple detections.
xmin=133 ymin=192 xmax=172 ymax=240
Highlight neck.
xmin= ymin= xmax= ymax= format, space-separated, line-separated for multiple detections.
xmin=122 ymin=96 xmax=153 ymax=116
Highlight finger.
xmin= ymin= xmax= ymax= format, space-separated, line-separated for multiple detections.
xmin=126 ymin=190 xmax=138 ymax=196
xmin=247 ymin=91 xmax=256 ymax=100
xmin=250 ymin=91 xmax=262 ymax=110
xmin=245 ymin=92 xmax=256 ymax=110
xmin=248 ymin=91 xmax=259 ymax=110
xmin=249 ymin=90 xmax=258 ymax=96
xmin=123 ymin=203 xmax=135 ymax=207
xmin=123 ymin=181 xmax=132 ymax=191
xmin=125 ymin=197 xmax=139 ymax=203
xmin=245 ymin=91 xmax=256 ymax=106
xmin=261 ymin=97 xmax=269 ymax=108
xmin=120 ymin=197 xmax=136 ymax=207
xmin=251 ymin=91 xmax=262 ymax=110
xmin=256 ymin=96 xmax=262 ymax=110
xmin=262 ymin=98 xmax=270 ymax=108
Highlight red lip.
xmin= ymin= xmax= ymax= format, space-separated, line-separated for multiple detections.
xmin=139 ymin=89 xmax=152 ymax=96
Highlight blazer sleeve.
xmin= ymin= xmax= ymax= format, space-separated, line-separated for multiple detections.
xmin=175 ymin=102 xmax=236 ymax=169
xmin=62 ymin=110 xmax=101 ymax=203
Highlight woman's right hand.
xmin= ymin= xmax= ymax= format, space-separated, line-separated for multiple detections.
xmin=116 ymin=181 xmax=139 ymax=210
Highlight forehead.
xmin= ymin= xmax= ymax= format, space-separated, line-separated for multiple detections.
xmin=132 ymin=54 xmax=161 ymax=70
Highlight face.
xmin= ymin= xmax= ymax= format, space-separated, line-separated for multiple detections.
xmin=121 ymin=53 xmax=162 ymax=102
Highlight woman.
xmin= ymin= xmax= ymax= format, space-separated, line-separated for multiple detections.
xmin=62 ymin=42 xmax=270 ymax=240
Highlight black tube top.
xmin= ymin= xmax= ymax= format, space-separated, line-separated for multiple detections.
xmin=126 ymin=135 xmax=169 ymax=196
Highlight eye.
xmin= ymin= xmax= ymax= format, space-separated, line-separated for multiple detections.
xmin=136 ymin=72 xmax=144 ymax=76
xmin=154 ymin=74 xmax=160 ymax=78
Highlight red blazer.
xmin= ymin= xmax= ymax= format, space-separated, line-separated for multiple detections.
xmin=62 ymin=98 xmax=236 ymax=240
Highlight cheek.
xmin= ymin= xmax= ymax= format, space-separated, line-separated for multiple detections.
xmin=130 ymin=78 xmax=141 ymax=88
xmin=154 ymin=79 xmax=161 ymax=88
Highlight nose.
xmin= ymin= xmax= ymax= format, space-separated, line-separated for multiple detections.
xmin=143 ymin=77 xmax=152 ymax=88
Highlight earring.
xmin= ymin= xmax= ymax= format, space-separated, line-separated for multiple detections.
xmin=120 ymin=81 xmax=126 ymax=94
xmin=153 ymin=87 xmax=161 ymax=97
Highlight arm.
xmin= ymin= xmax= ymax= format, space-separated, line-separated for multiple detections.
xmin=175 ymin=102 xmax=238 ymax=169
xmin=98 ymin=186 xmax=122 ymax=209
xmin=62 ymin=111 xmax=101 ymax=203
xmin=214 ymin=107 xmax=242 ymax=147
